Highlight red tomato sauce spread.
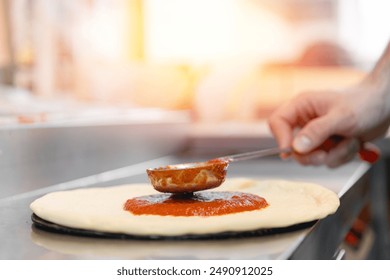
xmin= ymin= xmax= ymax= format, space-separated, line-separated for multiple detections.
xmin=124 ymin=192 xmax=268 ymax=216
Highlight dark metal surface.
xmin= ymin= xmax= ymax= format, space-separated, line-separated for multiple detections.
xmin=368 ymin=139 xmax=390 ymax=259
xmin=0 ymin=122 xmax=375 ymax=259
xmin=0 ymin=155 xmax=370 ymax=259
xmin=0 ymin=120 xmax=188 ymax=199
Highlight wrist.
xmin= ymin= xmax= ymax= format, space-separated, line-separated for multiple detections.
xmin=362 ymin=70 xmax=390 ymax=119
xmin=366 ymin=41 xmax=390 ymax=117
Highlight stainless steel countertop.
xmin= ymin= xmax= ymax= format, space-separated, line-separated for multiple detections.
xmin=0 ymin=156 xmax=370 ymax=260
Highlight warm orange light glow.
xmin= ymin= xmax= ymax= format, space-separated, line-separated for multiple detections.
xmin=125 ymin=0 xmax=144 ymax=61
xmin=143 ymin=0 xmax=296 ymax=64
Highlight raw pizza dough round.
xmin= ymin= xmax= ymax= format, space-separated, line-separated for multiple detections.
xmin=30 ymin=178 xmax=340 ymax=237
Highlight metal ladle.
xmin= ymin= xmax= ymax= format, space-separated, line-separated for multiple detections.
xmin=146 ymin=147 xmax=289 ymax=193
xmin=147 ymin=138 xmax=379 ymax=194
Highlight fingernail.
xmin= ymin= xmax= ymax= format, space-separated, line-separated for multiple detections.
xmin=293 ymin=135 xmax=312 ymax=153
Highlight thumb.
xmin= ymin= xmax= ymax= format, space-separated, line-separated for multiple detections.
xmin=293 ymin=112 xmax=347 ymax=153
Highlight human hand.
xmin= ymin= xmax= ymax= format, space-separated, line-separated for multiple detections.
xmin=268 ymin=80 xmax=390 ymax=167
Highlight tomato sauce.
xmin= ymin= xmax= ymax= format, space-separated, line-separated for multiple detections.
xmin=124 ymin=192 xmax=268 ymax=217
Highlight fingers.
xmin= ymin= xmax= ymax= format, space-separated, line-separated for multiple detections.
xmin=269 ymin=92 xmax=333 ymax=153
xmin=293 ymin=109 xmax=353 ymax=153
xmin=325 ymin=138 xmax=360 ymax=168
xmin=292 ymin=138 xmax=359 ymax=168
xmin=268 ymin=91 xmax=359 ymax=167
xmin=268 ymin=104 xmax=296 ymax=158
xmin=293 ymin=115 xmax=337 ymax=153
xmin=268 ymin=114 xmax=293 ymax=149
xmin=292 ymin=150 xmax=327 ymax=166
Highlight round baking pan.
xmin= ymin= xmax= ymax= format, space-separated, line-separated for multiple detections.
xmin=32 ymin=213 xmax=316 ymax=240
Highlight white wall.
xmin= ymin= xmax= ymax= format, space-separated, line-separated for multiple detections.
xmin=338 ymin=0 xmax=390 ymax=67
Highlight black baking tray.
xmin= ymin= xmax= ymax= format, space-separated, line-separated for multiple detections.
xmin=31 ymin=213 xmax=316 ymax=241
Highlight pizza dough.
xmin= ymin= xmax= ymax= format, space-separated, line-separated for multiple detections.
xmin=30 ymin=178 xmax=340 ymax=237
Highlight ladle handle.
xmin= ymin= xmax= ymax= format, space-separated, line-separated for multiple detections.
xmin=224 ymin=137 xmax=380 ymax=164
xmin=224 ymin=147 xmax=291 ymax=162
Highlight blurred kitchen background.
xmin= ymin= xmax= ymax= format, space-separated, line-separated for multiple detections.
xmin=1 ymin=0 xmax=390 ymax=260
xmin=0 ymin=0 xmax=389 ymax=125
